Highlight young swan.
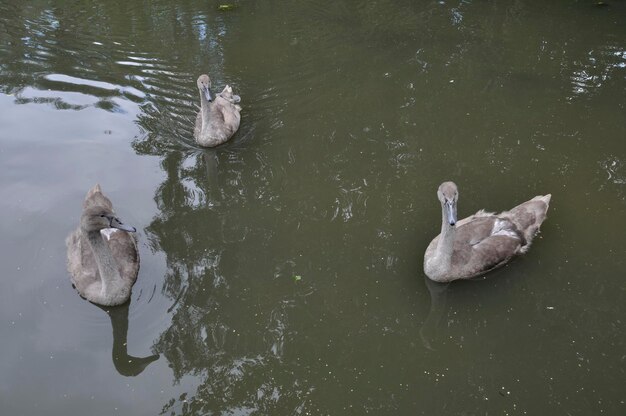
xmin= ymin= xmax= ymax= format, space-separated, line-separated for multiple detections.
xmin=194 ymin=74 xmax=242 ymax=147
xmin=423 ymin=181 xmax=551 ymax=282
xmin=66 ymin=184 xmax=139 ymax=306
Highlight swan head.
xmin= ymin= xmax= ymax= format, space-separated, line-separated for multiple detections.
xmin=80 ymin=185 xmax=137 ymax=233
xmin=80 ymin=206 xmax=137 ymax=233
xmin=437 ymin=181 xmax=458 ymax=226
xmin=197 ymin=74 xmax=212 ymax=102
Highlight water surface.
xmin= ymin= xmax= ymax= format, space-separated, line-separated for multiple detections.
xmin=0 ymin=1 xmax=625 ymax=414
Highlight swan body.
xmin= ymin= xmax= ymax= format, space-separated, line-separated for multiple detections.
xmin=194 ymin=74 xmax=241 ymax=147
xmin=66 ymin=184 xmax=139 ymax=306
xmin=424 ymin=181 xmax=551 ymax=282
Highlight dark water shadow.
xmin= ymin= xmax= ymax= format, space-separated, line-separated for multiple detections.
xmin=419 ymin=276 xmax=450 ymax=351
xmin=202 ymin=150 xmax=221 ymax=206
xmin=95 ymin=301 xmax=160 ymax=377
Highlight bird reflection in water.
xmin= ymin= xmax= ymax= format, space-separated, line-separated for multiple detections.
xmin=203 ymin=151 xmax=221 ymax=206
xmin=419 ymin=276 xmax=450 ymax=351
xmin=96 ymin=301 xmax=160 ymax=377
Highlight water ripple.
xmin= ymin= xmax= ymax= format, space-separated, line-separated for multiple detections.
xmin=568 ymin=45 xmax=626 ymax=99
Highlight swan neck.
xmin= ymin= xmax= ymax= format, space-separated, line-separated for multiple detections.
xmin=84 ymin=229 xmax=122 ymax=295
xmin=199 ymin=89 xmax=212 ymax=119
xmin=436 ymin=206 xmax=455 ymax=267
xmin=108 ymin=306 xmax=129 ymax=357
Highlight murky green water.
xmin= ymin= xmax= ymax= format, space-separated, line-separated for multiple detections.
xmin=1 ymin=0 xmax=625 ymax=414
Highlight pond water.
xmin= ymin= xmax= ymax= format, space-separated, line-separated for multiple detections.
xmin=1 ymin=1 xmax=625 ymax=414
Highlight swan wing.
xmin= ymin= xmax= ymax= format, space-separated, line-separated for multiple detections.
xmin=452 ymin=216 xmax=524 ymax=277
xmin=105 ymin=229 xmax=139 ymax=284
xmin=66 ymin=229 xmax=100 ymax=294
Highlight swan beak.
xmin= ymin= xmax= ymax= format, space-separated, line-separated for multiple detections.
xmin=109 ymin=216 xmax=137 ymax=232
xmin=203 ymin=85 xmax=212 ymax=102
xmin=445 ymin=201 xmax=457 ymax=226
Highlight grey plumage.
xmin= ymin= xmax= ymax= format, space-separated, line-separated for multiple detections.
xmin=66 ymin=184 xmax=139 ymax=306
xmin=424 ymin=181 xmax=551 ymax=282
xmin=193 ymin=74 xmax=241 ymax=147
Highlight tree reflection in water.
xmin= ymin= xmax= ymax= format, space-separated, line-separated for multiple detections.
xmin=135 ymin=144 xmax=320 ymax=413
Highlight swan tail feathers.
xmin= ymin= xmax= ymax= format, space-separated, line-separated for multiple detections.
xmin=507 ymin=194 xmax=551 ymax=252
xmin=86 ymin=184 xmax=102 ymax=198
xmin=83 ymin=184 xmax=113 ymax=211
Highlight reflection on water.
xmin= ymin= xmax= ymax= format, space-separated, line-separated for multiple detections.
xmin=419 ymin=278 xmax=450 ymax=351
xmin=0 ymin=0 xmax=625 ymax=415
xmin=569 ymin=45 xmax=626 ymax=98
xmin=97 ymin=302 xmax=160 ymax=377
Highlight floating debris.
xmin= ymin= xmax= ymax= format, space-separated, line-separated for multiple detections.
xmin=218 ymin=4 xmax=237 ymax=11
